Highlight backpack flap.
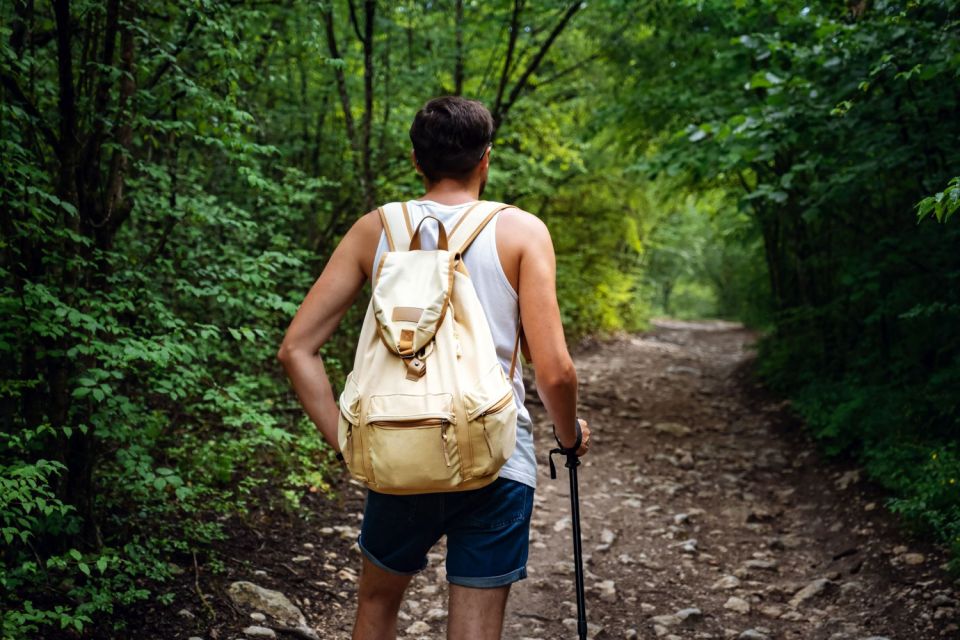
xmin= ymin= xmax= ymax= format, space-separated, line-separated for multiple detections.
xmin=371 ymin=216 xmax=455 ymax=380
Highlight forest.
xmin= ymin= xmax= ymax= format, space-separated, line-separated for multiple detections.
xmin=1 ymin=0 xmax=959 ymax=637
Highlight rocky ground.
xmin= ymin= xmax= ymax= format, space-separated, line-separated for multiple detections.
xmin=126 ymin=319 xmax=959 ymax=640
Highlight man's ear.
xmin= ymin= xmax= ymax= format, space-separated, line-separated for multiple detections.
xmin=410 ymin=149 xmax=422 ymax=176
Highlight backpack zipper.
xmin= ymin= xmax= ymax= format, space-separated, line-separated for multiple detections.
xmin=466 ymin=391 xmax=514 ymax=422
xmin=440 ymin=422 xmax=452 ymax=467
xmin=482 ymin=421 xmax=493 ymax=456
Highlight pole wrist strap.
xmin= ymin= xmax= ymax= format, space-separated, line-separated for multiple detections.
xmin=548 ymin=418 xmax=582 ymax=479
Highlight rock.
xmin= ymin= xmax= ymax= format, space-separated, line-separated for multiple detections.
xmin=759 ymin=605 xmax=783 ymax=618
xmin=654 ymin=422 xmax=691 ymax=437
xmin=227 ymin=581 xmax=307 ymax=626
xmin=405 ymin=620 xmax=430 ymax=635
xmin=675 ymin=607 xmax=702 ymax=620
xmin=425 ymin=607 xmax=446 ymax=621
xmin=743 ymin=559 xmax=778 ymax=571
xmin=738 ymin=631 xmax=768 ymax=640
xmin=562 ymin=618 xmax=603 ymax=638
xmin=673 ymin=538 xmax=697 ymax=554
xmin=932 ymin=594 xmax=957 ymax=608
xmin=596 ymin=528 xmax=617 ymax=552
xmin=242 ymin=627 xmax=276 ymax=639
xmin=769 ymin=534 xmax=803 ymax=550
xmin=712 ymin=575 xmax=741 ymax=590
xmin=177 ymin=608 xmax=195 ymax=619
xmin=337 ymin=568 xmax=358 ymax=583
xmin=861 ymin=637 xmax=892 ymax=640
xmin=724 ymin=596 xmax=751 ymax=614
xmin=291 ymin=555 xmax=311 ymax=563
xmin=554 ymin=517 xmax=571 ymax=532
xmin=788 ymin=578 xmax=832 ymax=608
xmin=901 ymin=552 xmax=925 ymax=565
xmin=597 ymin=579 xmax=617 ymax=603
xmin=624 ymin=629 xmax=639 ymax=640
xmin=250 ymin=612 xmax=266 ymax=622
xmin=651 ymin=614 xmax=680 ymax=627
xmin=835 ymin=469 xmax=860 ymax=490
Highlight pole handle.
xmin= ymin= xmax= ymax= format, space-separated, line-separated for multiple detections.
xmin=548 ymin=419 xmax=582 ymax=479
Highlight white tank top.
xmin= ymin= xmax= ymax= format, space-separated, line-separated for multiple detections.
xmin=372 ymin=199 xmax=538 ymax=489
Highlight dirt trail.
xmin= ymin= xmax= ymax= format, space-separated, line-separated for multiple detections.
xmin=131 ymin=319 xmax=959 ymax=640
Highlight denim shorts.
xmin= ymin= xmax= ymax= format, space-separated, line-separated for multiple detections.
xmin=357 ymin=476 xmax=535 ymax=588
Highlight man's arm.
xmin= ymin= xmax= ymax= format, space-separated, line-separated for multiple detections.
xmin=511 ymin=211 xmax=590 ymax=454
xmin=276 ymin=212 xmax=380 ymax=451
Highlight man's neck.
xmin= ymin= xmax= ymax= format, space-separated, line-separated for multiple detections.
xmin=419 ymin=178 xmax=481 ymax=206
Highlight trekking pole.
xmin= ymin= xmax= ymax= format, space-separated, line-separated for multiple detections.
xmin=549 ymin=420 xmax=587 ymax=640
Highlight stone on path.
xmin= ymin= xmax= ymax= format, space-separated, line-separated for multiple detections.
xmin=242 ymin=626 xmax=276 ymax=639
xmin=712 ymin=575 xmax=741 ymax=590
xmin=724 ymin=596 xmax=751 ymax=614
xmin=738 ymin=630 xmax=769 ymax=640
xmin=562 ymin=618 xmax=604 ymax=638
xmin=597 ymin=579 xmax=618 ymax=603
xmin=227 ymin=581 xmax=306 ymax=626
xmin=404 ymin=620 xmax=430 ymax=635
xmin=653 ymin=422 xmax=692 ymax=437
xmin=788 ymin=577 xmax=832 ymax=608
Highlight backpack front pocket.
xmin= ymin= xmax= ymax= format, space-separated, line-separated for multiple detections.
xmin=366 ymin=393 xmax=462 ymax=491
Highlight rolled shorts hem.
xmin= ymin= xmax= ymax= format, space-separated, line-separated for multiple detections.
xmin=357 ymin=533 xmax=427 ymax=576
xmin=447 ymin=565 xmax=528 ymax=588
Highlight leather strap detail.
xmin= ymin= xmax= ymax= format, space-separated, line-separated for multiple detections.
xmin=398 ymin=328 xmax=415 ymax=357
xmin=401 ymin=201 xmax=413 ymax=238
xmin=409 ymin=215 xmax=449 ymax=251
xmin=448 ymin=201 xmax=513 ymax=257
xmin=404 ymin=356 xmax=426 ymax=381
xmin=391 ymin=306 xmax=424 ymax=323
xmin=377 ymin=206 xmax=395 ymax=252
xmin=446 ymin=200 xmax=485 ymax=238
xmin=508 ymin=310 xmax=522 ymax=380
xmin=380 ymin=202 xmax=413 ymax=251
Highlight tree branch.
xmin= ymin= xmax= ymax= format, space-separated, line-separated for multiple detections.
xmin=347 ymin=0 xmax=364 ymax=42
xmin=360 ymin=0 xmax=376 ymax=209
xmin=495 ymin=0 xmax=583 ymax=134
xmin=454 ymin=0 xmax=464 ymax=95
xmin=491 ymin=0 xmax=523 ymax=123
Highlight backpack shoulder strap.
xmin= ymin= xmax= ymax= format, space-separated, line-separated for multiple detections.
xmin=378 ymin=201 xmax=414 ymax=251
xmin=447 ymin=200 xmax=515 ymax=256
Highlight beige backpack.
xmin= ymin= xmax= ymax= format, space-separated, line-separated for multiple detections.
xmin=337 ymin=200 xmax=520 ymax=495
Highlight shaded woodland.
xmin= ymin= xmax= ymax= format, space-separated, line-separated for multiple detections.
xmin=1 ymin=0 xmax=958 ymax=636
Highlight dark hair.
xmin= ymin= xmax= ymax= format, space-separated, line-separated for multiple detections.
xmin=409 ymin=96 xmax=494 ymax=182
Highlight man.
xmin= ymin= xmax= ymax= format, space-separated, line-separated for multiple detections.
xmin=277 ymin=96 xmax=590 ymax=640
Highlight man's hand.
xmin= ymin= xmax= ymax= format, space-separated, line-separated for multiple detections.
xmin=575 ymin=418 xmax=591 ymax=457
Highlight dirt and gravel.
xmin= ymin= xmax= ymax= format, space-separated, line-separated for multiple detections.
xmin=124 ymin=319 xmax=960 ymax=640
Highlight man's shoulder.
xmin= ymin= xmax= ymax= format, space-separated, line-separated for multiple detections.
xmin=496 ymin=205 xmax=551 ymax=242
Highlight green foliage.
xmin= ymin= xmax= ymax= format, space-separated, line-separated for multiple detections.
xmin=2 ymin=0 xmax=959 ymax=633
xmin=917 ymin=177 xmax=960 ymax=223
xmin=612 ymin=0 xmax=960 ymax=569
